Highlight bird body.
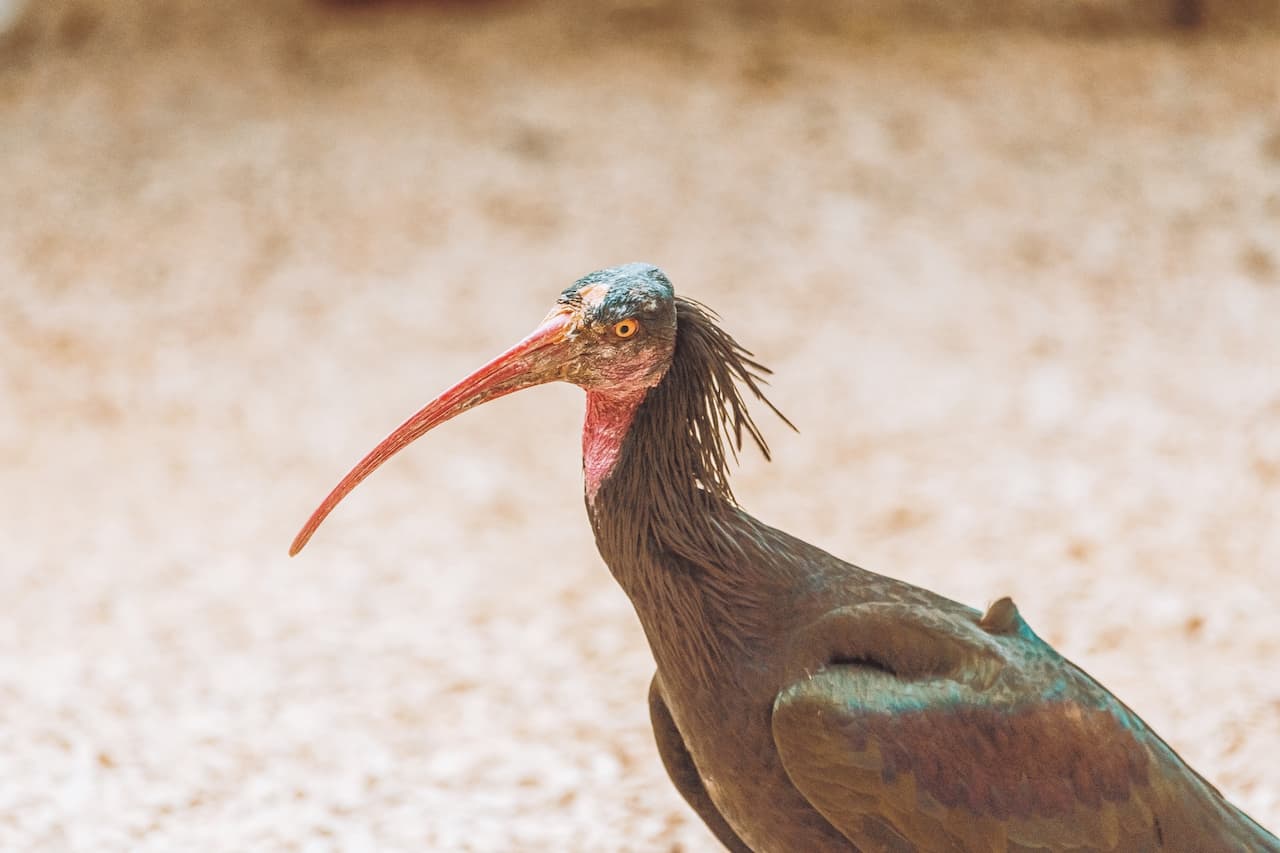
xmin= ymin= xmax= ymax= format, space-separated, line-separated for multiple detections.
xmin=293 ymin=263 xmax=1278 ymax=852
xmin=596 ymin=461 xmax=1275 ymax=851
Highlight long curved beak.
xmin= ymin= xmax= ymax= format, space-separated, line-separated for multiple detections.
xmin=290 ymin=308 xmax=576 ymax=556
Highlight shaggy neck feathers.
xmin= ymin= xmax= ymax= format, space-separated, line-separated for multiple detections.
xmin=586 ymin=297 xmax=793 ymax=585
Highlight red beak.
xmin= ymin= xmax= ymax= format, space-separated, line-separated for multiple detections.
xmin=289 ymin=308 xmax=576 ymax=556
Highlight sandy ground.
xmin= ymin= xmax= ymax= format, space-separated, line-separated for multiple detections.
xmin=1 ymin=1 xmax=1278 ymax=850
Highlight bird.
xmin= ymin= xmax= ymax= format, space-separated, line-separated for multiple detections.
xmin=291 ymin=263 xmax=1279 ymax=852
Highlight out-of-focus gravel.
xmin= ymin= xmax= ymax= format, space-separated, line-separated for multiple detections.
xmin=1 ymin=1 xmax=1277 ymax=850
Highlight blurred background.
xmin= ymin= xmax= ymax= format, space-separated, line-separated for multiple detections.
xmin=1 ymin=0 xmax=1278 ymax=850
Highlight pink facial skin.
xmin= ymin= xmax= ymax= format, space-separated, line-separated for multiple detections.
xmin=582 ymin=389 xmax=646 ymax=503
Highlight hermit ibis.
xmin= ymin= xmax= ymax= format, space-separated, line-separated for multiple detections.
xmin=292 ymin=263 xmax=1278 ymax=851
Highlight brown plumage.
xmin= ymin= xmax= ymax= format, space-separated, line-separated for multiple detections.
xmin=292 ymin=263 xmax=1278 ymax=852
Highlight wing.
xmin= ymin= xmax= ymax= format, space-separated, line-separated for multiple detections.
xmin=648 ymin=675 xmax=753 ymax=853
xmin=771 ymin=598 xmax=1280 ymax=852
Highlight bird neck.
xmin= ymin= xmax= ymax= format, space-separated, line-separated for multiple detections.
xmin=585 ymin=381 xmax=742 ymax=577
xmin=584 ymin=383 xmax=789 ymax=686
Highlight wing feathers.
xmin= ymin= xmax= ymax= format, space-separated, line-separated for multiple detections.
xmin=771 ymin=601 xmax=1277 ymax=851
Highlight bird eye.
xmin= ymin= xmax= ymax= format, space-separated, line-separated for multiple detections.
xmin=613 ymin=319 xmax=639 ymax=339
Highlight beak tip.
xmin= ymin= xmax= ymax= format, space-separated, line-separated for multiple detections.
xmin=288 ymin=529 xmax=311 ymax=557
xmin=291 ymin=496 xmax=337 ymax=557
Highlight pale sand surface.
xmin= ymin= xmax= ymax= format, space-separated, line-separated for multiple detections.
xmin=1 ymin=2 xmax=1278 ymax=850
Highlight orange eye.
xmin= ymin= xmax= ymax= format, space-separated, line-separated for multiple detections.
xmin=613 ymin=319 xmax=639 ymax=339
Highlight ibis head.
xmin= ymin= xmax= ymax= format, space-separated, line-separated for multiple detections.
xmin=289 ymin=263 xmax=681 ymax=556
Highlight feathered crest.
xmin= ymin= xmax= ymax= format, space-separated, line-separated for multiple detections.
xmin=660 ymin=297 xmax=794 ymax=500
xmin=600 ymin=296 xmax=795 ymax=567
